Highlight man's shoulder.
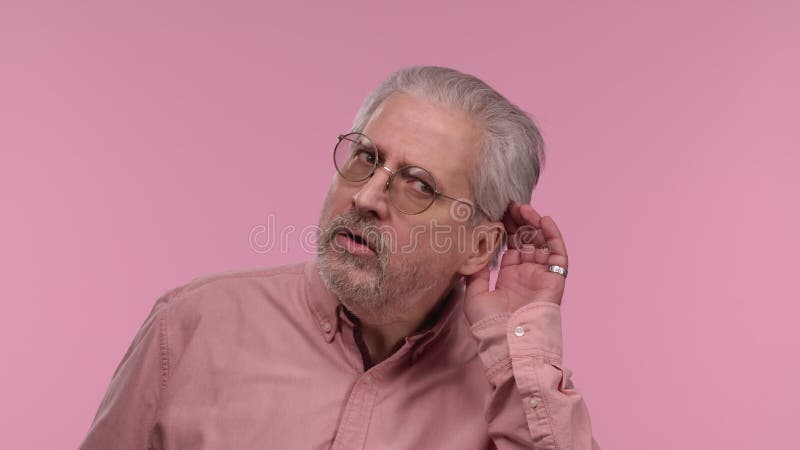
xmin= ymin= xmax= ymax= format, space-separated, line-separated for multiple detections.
xmin=171 ymin=260 xmax=308 ymax=297
xmin=157 ymin=260 xmax=312 ymax=318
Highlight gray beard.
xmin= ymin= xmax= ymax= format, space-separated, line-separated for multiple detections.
xmin=316 ymin=212 xmax=435 ymax=324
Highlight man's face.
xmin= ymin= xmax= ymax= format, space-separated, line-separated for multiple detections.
xmin=317 ymin=93 xmax=483 ymax=324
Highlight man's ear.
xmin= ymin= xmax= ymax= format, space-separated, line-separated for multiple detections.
xmin=458 ymin=221 xmax=506 ymax=277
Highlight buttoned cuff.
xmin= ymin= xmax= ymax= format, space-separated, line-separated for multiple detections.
xmin=469 ymin=302 xmax=563 ymax=382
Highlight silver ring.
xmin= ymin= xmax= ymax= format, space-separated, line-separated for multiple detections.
xmin=548 ymin=265 xmax=568 ymax=278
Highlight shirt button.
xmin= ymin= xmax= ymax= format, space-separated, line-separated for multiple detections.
xmin=322 ymin=322 xmax=332 ymax=332
xmin=513 ymin=326 xmax=525 ymax=337
xmin=529 ymin=397 xmax=539 ymax=408
xmin=363 ymin=374 xmax=372 ymax=384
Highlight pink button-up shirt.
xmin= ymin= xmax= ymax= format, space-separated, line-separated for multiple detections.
xmin=79 ymin=260 xmax=599 ymax=449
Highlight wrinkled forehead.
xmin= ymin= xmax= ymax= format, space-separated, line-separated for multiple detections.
xmin=360 ymin=93 xmax=482 ymax=193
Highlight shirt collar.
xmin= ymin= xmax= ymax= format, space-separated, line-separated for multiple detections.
xmin=304 ymin=259 xmax=341 ymax=342
xmin=303 ymin=259 xmax=465 ymax=351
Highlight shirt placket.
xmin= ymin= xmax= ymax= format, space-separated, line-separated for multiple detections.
xmin=329 ymin=303 xmax=445 ymax=449
xmin=331 ymin=306 xmax=423 ymax=449
xmin=330 ymin=370 xmax=378 ymax=450
xmin=326 ymin=306 xmax=375 ymax=449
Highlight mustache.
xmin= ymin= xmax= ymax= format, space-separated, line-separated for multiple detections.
xmin=319 ymin=212 xmax=390 ymax=255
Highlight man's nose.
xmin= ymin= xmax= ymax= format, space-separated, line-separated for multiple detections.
xmin=351 ymin=167 xmax=392 ymax=220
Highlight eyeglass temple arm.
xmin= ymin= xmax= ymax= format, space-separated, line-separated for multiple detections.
xmin=437 ymin=193 xmax=490 ymax=219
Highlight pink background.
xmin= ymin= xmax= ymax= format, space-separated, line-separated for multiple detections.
xmin=2 ymin=1 xmax=798 ymax=449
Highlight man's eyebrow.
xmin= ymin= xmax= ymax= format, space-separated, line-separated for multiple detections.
xmin=373 ymin=140 xmax=452 ymax=187
xmin=402 ymin=157 xmax=451 ymax=189
xmin=352 ymin=136 xmax=372 ymax=148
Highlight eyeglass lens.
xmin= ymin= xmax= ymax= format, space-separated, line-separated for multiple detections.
xmin=334 ymin=133 xmax=438 ymax=214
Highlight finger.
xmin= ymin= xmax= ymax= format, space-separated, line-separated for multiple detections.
xmin=537 ymin=246 xmax=556 ymax=265
xmin=516 ymin=245 xmax=536 ymax=263
xmin=512 ymin=225 xmax=545 ymax=250
xmin=502 ymin=211 xmax=518 ymax=236
xmin=546 ymin=252 xmax=568 ymax=269
xmin=512 ymin=224 xmax=539 ymax=246
xmin=508 ymin=201 xmax=526 ymax=227
xmin=502 ymin=202 xmax=520 ymax=234
xmin=509 ymin=204 xmax=544 ymax=248
xmin=500 ymin=248 xmax=522 ymax=267
xmin=540 ymin=216 xmax=567 ymax=258
xmin=520 ymin=206 xmax=546 ymax=246
xmin=519 ymin=204 xmax=542 ymax=225
xmin=539 ymin=216 xmax=568 ymax=270
xmin=518 ymin=243 xmax=552 ymax=265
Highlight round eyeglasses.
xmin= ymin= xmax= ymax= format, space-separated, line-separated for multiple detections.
xmin=334 ymin=132 xmax=485 ymax=217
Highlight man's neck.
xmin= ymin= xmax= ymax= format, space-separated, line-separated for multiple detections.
xmin=355 ymin=280 xmax=457 ymax=366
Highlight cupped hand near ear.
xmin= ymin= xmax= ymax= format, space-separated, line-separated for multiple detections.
xmin=464 ymin=201 xmax=569 ymax=325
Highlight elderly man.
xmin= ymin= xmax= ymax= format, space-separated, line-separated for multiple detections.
xmin=80 ymin=66 xmax=600 ymax=449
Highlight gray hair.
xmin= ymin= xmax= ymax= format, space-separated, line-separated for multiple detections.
xmin=350 ymin=66 xmax=545 ymax=224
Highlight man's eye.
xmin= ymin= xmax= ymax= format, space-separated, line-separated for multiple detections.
xmin=354 ymin=149 xmax=375 ymax=164
xmin=411 ymin=179 xmax=434 ymax=195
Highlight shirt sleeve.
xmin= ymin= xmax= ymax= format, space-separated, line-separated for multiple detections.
xmin=78 ymin=292 xmax=174 ymax=450
xmin=470 ymin=302 xmax=601 ymax=450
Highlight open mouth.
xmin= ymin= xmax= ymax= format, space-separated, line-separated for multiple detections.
xmin=335 ymin=230 xmax=376 ymax=256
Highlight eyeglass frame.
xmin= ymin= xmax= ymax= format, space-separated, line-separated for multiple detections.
xmin=334 ymin=132 xmax=488 ymax=219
